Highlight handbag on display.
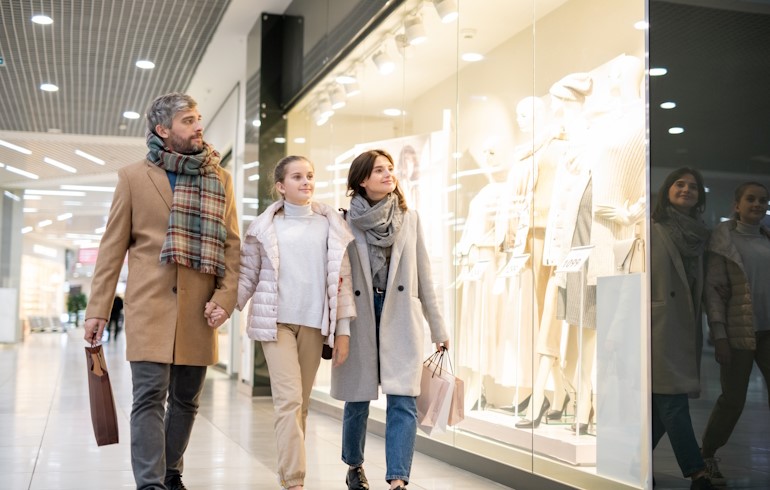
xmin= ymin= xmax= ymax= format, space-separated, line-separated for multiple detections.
xmin=614 ymin=223 xmax=646 ymax=274
xmin=85 ymin=343 xmax=119 ymax=446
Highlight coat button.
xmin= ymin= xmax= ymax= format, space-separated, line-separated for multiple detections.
xmin=398 ymin=285 xmax=404 ymax=291
xmin=355 ymin=290 xmax=361 ymax=296
xmin=172 ymin=286 xmax=177 ymax=294
xmin=670 ymin=291 xmax=675 ymax=297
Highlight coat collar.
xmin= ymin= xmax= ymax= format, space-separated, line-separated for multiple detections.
xmin=145 ymin=160 xmax=173 ymax=210
xmin=350 ymin=209 xmax=411 ymax=292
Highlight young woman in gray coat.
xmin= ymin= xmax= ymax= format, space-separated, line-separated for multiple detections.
xmin=650 ymin=167 xmax=714 ymax=490
xmin=331 ymin=149 xmax=450 ymax=490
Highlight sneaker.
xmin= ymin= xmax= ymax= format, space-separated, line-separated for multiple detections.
xmin=165 ymin=475 xmax=188 ymax=490
xmin=346 ymin=466 xmax=369 ymax=490
xmin=690 ymin=476 xmax=716 ymax=490
xmin=703 ymin=456 xmax=726 ymax=485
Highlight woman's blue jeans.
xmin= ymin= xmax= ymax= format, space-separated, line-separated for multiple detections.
xmin=341 ymin=288 xmax=418 ymax=484
xmin=651 ymin=393 xmax=705 ymax=477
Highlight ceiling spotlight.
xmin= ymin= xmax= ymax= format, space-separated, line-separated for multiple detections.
xmin=405 ymin=16 xmax=427 ymax=46
xmin=31 ymin=15 xmax=53 ymax=25
xmin=344 ymin=80 xmax=361 ymax=97
xmin=123 ymin=111 xmax=140 ymax=119
xmin=329 ymin=85 xmax=346 ymax=110
xmin=40 ymin=83 xmax=59 ymax=92
xmin=649 ymin=67 xmax=668 ymax=76
xmin=252 ymin=119 xmax=261 ymax=127
xmin=634 ymin=20 xmax=649 ymax=30
xmin=335 ymin=74 xmax=357 ymax=84
xmin=660 ymin=101 xmax=676 ymax=109
xmin=433 ymin=0 xmax=458 ymax=23
xmin=383 ymin=108 xmax=403 ymax=117
xmin=372 ymin=50 xmax=395 ymax=75
xmin=135 ymin=60 xmax=155 ymax=69
xmin=668 ymin=127 xmax=684 ymax=134
xmin=318 ymin=95 xmax=334 ymax=119
xmin=312 ymin=105 xmax=328 ymax=127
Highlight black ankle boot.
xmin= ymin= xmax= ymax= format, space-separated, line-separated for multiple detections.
xmin=346 ymin=466 xmax=369 ymax=490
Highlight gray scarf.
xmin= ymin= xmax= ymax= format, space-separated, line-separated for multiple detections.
xmin=661 ymin=207 xmax=710 ymax=286
xmin=349 ymin=194 xmax=403 ymax=285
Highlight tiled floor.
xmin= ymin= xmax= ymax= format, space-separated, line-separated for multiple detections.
xmin=652 ymin=343 xmax=770 ymax=489
xmin=3 ymin=329 xmax=768 ymax=490
xmin=0 ymin=329 xmax=512 ymax=490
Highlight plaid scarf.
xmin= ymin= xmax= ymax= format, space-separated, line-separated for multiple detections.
xmin=146 ymin=131 xmax=227 ymax=277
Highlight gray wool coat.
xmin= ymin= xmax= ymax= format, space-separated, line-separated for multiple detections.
xmin=331 ymin=209 xmax=449 ymax=401
xmin=650 ymin=221 xmax=705 ymax=396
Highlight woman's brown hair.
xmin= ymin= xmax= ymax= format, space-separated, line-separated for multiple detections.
xmin=346 ymin=149 xmax=408 ymax=211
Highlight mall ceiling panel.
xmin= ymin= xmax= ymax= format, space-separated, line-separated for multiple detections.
xmin=0 ymin=0 xmax=231 ymax=137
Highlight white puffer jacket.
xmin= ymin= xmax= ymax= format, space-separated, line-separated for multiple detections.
xmin=236 ymin=200 xmax=355 ymax=346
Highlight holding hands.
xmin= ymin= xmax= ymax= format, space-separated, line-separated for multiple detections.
xmin=204 ymin=301 xmax=229 ymax=328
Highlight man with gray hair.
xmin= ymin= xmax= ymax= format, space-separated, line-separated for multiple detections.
xmin=84 ymin=92 xmax=240 ymax=490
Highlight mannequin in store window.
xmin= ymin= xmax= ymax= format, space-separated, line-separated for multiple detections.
xmin=516 ymin=72 xmax=593 ymax=430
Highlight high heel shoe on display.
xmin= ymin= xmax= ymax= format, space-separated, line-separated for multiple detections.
xmin=546 ymin=394 xmax=571 ymax=421
xmin=570 ymin=422 xmax=590 ymax=435
xmin=515 ymin=398 xmax=550 ymax=429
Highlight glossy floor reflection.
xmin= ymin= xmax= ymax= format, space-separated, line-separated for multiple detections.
xmin=0 ymin=330 xmax=512 ymax=490
xmin=653 ymin=343 xmax=770 ymax=489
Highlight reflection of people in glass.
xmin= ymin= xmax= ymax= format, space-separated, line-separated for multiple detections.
xmin=650 ymin=168 xmax=714 ymax=490
xmin=397 ymin=145 xmax=420 ymax=208
xmin=701 ymin=182 xmax=770 ymax=486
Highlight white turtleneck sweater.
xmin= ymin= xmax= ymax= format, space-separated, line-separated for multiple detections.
xmin=274 ymin=201 xmax=329 ymax=330
xmin=731 ymin=220 xmax=770 ymax=332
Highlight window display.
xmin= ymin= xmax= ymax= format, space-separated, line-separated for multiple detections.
xmin=285 ymin=0 xmax=648 ymax=488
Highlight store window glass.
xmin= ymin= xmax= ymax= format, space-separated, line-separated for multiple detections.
xmin=286 ymin=0 xmax=648 ymax=488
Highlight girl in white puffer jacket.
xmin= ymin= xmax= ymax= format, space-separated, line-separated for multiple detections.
xmin=236 ymin=155 xmax=356 ymax=490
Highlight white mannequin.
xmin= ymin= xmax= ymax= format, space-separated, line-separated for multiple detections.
xmin=517 ymin=73 xmax=593 ymax=429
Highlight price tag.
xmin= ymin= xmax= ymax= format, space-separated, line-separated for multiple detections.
xmin=498 ymin=254 xmax=530 ymax=278
xmin=555 ymin=245 xmax=594 ymax=273
xmin=460 ymin=260 xmax=491 ymax=282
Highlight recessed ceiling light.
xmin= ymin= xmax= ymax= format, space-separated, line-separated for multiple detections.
xmin=294 ymin=137 xmax=306 ymax=144
xmin=135 ymin=60 xmax=155 ymax=69
xmin=461 ymin=52 xmax=484 ymax=62
xmin=60 ymin=185 xmax=115 ymax=192
xmin=123 ymin=111 xmax=140 ymax=119
xmin=634 ymin=20 xmax=649 ymax=30
xmin=649 ymin=67 xmax=668 ymax=76
xmin=21 ymin=226 xmax=33 ymax=234
xmin=25 ymin=190 xmax=85 ymax=196
xmin=274 ymin=137 xmax=287 ymax=144
xmin=4 ymin=165 xmax=39 ymax=179
xmin=40 ymin=83 xmax=59 ymax=92
xmin=0 ymin=139 xmax=32 ymax=154
xmin=37 ymin=219 xmax=53 ymax=228
xmin=251 ymin=119 xmax=261 ymax=127
xmin=383 ymin=108 xmax=402 ymax=116
xmin=75 ymin=149 xmax=105 ymax=165
xmin=23 ymin=208 xmax=38 ymax=213
xmin=668 ymin=127 xmax=684 ymax=134
xmin=660 ymin=101 xmax=677 ymax=109
xmin=57 ymin=213 xmax=73 ymax=221
xmin=43 ymin=157 xmax=77 ymax=173
xmin=31 ymin=15 xmax=53 ymax=25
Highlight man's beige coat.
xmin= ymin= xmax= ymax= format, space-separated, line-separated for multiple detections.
xmin=85 ymin=159 xmax=240 ymax=365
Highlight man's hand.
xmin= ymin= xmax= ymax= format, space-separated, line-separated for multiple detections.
xmin=204 ymin=301 xmax=229 ymax=329
xmin=84 ymin=317 xmax=107 ymax=344
xmin=333 ymin=335 xmax=350 ymax=367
